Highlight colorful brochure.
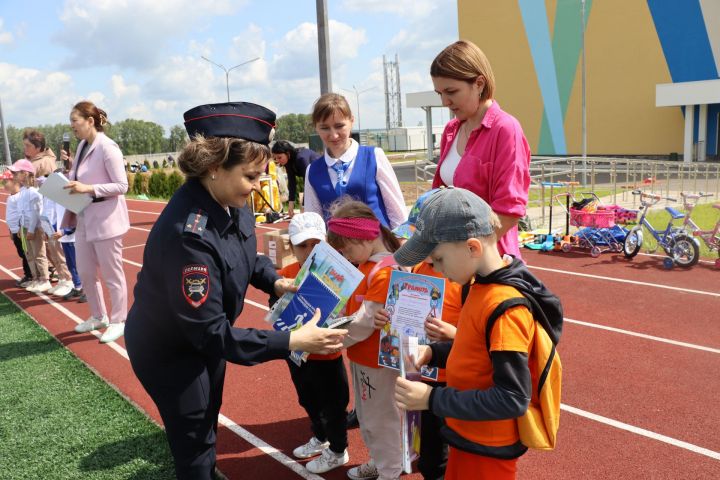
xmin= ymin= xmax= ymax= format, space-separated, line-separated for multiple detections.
xmin=266 ymin=241 xmax=363 ymax=364
xmin=378 ymin=270 xmax=443 ymax=380
xmin=399 ymin=336 xmax=422 ymax=474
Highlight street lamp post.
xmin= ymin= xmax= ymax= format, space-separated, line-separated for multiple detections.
xmin=342 ymin=85 xmax=375 ymax=133
xmin=580 ymin=0 xmax=587 ymax=186
xmin=201 ymin=56 xmax=260 ymax=102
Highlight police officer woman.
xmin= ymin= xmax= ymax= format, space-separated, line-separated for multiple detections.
xmin=124 ymin=102 xmax=347 ymax=480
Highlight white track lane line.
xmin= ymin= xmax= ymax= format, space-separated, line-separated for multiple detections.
xmin=527 ymin=264 xmax=720 ymax=297
xmin=565 ymin=318 xmax=720 ymax=354
xmin=122 ymin=243 xmax=146 ymax=250
xmin=0 ymin=263 xmax=320 ymax=479
xmin=560 ymin=404 xmax=720 ymax=461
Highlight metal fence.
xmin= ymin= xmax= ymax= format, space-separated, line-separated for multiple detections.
xmin=413 ymin=156 xmax=720 ymax=228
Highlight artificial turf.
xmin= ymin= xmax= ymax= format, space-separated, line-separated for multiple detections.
xmin=0 ymin=293 xmax=175 ymax=479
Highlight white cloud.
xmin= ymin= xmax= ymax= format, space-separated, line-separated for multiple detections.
xmin=55 ymin=0 xmax=249 ymax=70
xmin=270 ymin=20 xmax=366 ymax=81
xmin=0 ymin=63 xmax=76 ymax=126
xmin=0 ymin=18 xmax=13 ymax=44
xmin=111 ymin=75 xmax=140 ymax=98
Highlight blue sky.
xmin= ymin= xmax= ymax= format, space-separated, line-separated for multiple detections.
xmin=0 ymin=0 xmax=458 ymax=134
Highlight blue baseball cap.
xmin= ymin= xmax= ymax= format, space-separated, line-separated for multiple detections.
xmin=392 ymin=188 xmax=441 ymax=239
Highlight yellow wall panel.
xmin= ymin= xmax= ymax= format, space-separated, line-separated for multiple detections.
xmin=582 ymin=0 xmax=683 ymax=154
xmin=458 ymin=0 xmax=544 ymax=151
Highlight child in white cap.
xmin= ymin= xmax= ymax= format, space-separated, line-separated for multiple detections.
xmin=274 ymin=212 xmax=350 ymax=474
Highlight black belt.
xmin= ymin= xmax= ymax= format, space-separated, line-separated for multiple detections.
xmin=91 ymin=197 xmax=106 ymax=203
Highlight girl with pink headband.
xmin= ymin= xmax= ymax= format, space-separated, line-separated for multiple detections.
xmin=326 ymin=200 xmax=406 ymax=480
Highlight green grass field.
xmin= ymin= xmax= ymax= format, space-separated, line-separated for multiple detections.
xmin=0 ymin=294 xmax=175 ymax=479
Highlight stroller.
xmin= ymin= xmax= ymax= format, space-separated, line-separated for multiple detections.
xmin=553 ymin=192 xmax=630 ymax=257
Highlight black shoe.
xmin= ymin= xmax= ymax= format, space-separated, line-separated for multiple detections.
xmin=78 ymin=293 xmax=88 ymax=303
xmin=63 ymin=288 xmax=82 ymax=300
xmin=346 ymin=409 xmax=359 ymax=429
xmin=15 ymin=275 xmax=32 ymax=287
xmin=213 ymin=466 xmax=229 ymax=480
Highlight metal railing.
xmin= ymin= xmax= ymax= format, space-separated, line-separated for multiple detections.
xmin=412 ymin=156 xmax=720 ymax=228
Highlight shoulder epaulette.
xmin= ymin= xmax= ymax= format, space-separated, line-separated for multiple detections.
xmin=183 ymin=210 xmax=208 ymax=237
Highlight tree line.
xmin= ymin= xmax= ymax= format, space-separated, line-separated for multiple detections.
xmin=1 ymin=113 xmax=315 ymax=164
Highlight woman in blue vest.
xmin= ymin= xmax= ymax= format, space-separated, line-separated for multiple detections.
xmin=303 ymin=93 xmax=406 ymax=229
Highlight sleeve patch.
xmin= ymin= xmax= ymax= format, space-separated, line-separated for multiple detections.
xmin=183 ymin=264 xmax=210 ymax=307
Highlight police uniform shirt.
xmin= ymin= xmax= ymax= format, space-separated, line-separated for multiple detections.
xmin=125 ymin=177 xmax=290 ymax=365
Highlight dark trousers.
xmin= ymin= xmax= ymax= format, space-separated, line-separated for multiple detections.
xmin=11 ymin=232 xmax=31 ymax=278
xmin=286 ymin=355 xmax=349 ymax=453
xmin=130 ymin=352 xmax=226 ymax=480
xmin=419 ymin=380 xmax=448 ymax=480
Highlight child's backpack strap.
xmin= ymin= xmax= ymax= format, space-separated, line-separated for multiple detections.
xmin=354 ymin=255 xmax=398 ymax=304
xmin=483 ymin=295 xmax=561 ymax=451
xmin=484 ymin=297 xmax=533 ymax=353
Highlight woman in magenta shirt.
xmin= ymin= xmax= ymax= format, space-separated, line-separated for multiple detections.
xmin=430 ymin=40 xmax=530 ymax=259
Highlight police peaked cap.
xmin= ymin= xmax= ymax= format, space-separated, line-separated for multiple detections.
xmin=183 ymin=102 xmax=277 ymax=145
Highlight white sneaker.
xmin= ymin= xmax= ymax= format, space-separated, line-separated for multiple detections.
xmin=306 ymin=448 xmax=349 ymax=474
xmin=347 ymin=460 xmax=378 ymax=480
xmin=51 ymin=281 xmax=74 ymax=298
xmin=100 ymin=323 xmax=125 ymax=343
xmin=75 ymin=315 xmax=109 ymax=333
xmin=293 ymin=437 xmax=329 ymax=459
xmin=28 ymin=280 xmax=52 ymax=293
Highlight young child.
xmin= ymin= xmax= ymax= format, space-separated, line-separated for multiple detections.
xmin=4 ymin=174 xmax=33 ymax=286
xmin=326 ymin=200 xmax=404 ymax=480
xmin=387 ymin=188 xmax=464 ymax=480
xmin=392 ymin=187 xmax=562 ymax=480
xmin=273 ymin=212 xmax=351 ymax=474
xmin=303 ymin=93 xmax=406 ymax=229
xmin=50 ymin=199 xmax=84 ymax=300
xmin=10 ymin=159 xmax=50 ymax=293
xmin=35 ymin=176 xmax=74 ymax=297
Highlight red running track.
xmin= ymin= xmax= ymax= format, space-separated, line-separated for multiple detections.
xmin=0 ymin=193 xmax=718 ymax=479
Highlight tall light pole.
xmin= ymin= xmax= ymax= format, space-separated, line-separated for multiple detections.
xmin=0 ymin=97 xmax=11 ymax=165
xmin=201 ymin=56 xmax=260 ymax=102
xmin=342 ymin=85 xmax=375 ymax=133
xmin=316 ymin=0 xmax=332 ymax=94
xmin=580 ymin=0 xmax=587 ymax=185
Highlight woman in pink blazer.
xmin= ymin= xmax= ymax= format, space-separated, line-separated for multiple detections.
xmin=61 ymin=101 xmax=130 ymax=344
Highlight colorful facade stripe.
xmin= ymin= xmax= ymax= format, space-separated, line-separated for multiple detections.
xmin=458 ymin=0 xmax=720 ymax=157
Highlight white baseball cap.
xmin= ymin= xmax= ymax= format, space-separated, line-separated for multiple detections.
xmin=288 ymin=212 xmax=326 ymax=245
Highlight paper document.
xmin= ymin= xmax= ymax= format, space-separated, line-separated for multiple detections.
xmin=38 ymin=172 xmax=93 ymax=214
xmin=378 ymin=270 xmax=443 ymax=380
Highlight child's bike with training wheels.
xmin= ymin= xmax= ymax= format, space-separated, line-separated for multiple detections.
xmin=679 ymin=192 xmax=720 ymax=268
xmin=623 ymin=190 xmax=700 ymax=269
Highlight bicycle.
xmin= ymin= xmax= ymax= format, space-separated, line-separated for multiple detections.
xmin=679 ymin=192 xmax=720 ymax=268
xmin=623 ymin=190 xmax=700 ymax=269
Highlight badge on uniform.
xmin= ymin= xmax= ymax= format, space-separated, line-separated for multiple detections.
xmin=182 ymin=264 xmax=210 ymax=307
xmin=184 ymin=210 xmax=208 ymax=237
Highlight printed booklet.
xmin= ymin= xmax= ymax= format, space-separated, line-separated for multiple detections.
xmin=266 ymin=241 xmax=363 ymax=364
xmin=378 ymin=270 xmax=444 ymax=380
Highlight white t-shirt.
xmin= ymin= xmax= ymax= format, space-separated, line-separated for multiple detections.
xmin=439 ymin=133 xmax=462 ymax=187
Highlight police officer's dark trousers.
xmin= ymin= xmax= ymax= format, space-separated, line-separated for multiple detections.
xmin=132 ymin=353 xmax=226 ymax=480
xmin=286 ymin=355 xmax=349 ymax=453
